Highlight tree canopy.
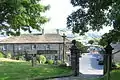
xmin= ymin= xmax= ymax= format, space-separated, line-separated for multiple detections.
xmin=98 ymin=30 xmax=120 ymax=46
xmin=67 ymin=0 xmax=120 ymax=35
xmin=98 ymin=38 xmax=107 ymax=47
xmin=88 ymin=40 xmax=94 ymax=45
xmin=0 ymin=0 xmax=49 ymax=35
xmin=76 ymin=41 xmax=88 ymax=53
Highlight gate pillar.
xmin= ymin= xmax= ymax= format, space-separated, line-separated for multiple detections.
xmin=104 ymin=40 xmax=114 ymax=76
xmin=70 ymin=40 xmax=80 ymax=76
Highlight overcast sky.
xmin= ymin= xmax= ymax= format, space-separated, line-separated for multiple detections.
xmin=22 ymin=0 xmax=113 ymax=40
xmin=40 ymin=0 xmax=112 ymax=34
xmin=40 ymin=0 xmax=74 ymax=33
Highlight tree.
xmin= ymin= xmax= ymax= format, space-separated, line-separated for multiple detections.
xmin=93 ymin=38 xmax=100 ymax=45
xmin=76 ymin=41 xmax=88 ymax=53
xmin=67 ymin=0 xmax=120 ymax=35
xmin=99 ymin=29 xmax=120 ymax=47
xmin=98 ymin=38 xmax=107 ymax=47
xmin=88 ymin=40 xmax=94 ymax=45
xmin=0 ymin=0 xmax=49 ymax=35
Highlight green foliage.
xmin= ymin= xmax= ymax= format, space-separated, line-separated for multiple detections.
xmin=39 ymin=55 xmax=46 ymax=64
xmin=0 ymin=52 xmax=4 ymax=58
xmin=15 ymin=55 xmax=25 ymax=60
xmin=59 ymin=63 xmax=67 ymax=67
xmin=93 ymin=70 xmax=120 ymax=80
xmin=57 ymin=60 xmax=62 ymax=65
xmin=7 ymin=53 xmax=12 ymax=59
xmin=88 ymin=40 xmax=94 ymax=45
xmin=98 ymin=38 xmax=107 ymax=47
xmin=0 ymin=0 xmax=49 ymax=35
xmin=0 ymin=61 xmax=72 ymax=80
xmin=93 ymin=38 xmax=100 ymax=45
xmin=67 ymin=0 xmax=120 ymax=35
xmin=47 ymin=60 xmax=54 ymax=65
xmin=18 ymin=56 xmax=25 ymax=60
xmin=76 ymin=41 xmax=88 ymax=53
xmin=100 ymin=30 xmax=120 ymax=44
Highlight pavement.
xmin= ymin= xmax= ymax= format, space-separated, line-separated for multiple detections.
xmin=79 ymin=53 xmax=103 ymax=75
xmin=49 ymin=53 xmax=103 ymax=80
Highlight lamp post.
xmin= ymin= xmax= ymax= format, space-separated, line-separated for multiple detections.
xmin=62 ymin=33 xmax=66 ymax=63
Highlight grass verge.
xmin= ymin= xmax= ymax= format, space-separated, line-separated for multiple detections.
xmin=0 ymin=60 xmax=72 ymax=80
xmin=92 ymin=70 xmax=120 ymax=80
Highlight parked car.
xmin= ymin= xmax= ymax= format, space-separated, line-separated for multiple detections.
xmin=97 ymin=54 xmax=104 ymax=65
xmin=98 ymin=59 xmax=117 ymax=68
xmin=98 ymin=60 xmax=103 ymax=65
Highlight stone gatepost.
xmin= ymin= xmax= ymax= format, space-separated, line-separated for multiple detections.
xmin=70 ymin=40 xmax=80 ymax=76
xmin=104 ymin=40 xmax=114 ymax=80
xmin=32 ymin=54 xmax=37 ymax=67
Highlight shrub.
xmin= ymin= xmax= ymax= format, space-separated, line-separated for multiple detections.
xmin=0 ymin=52 xmax=4 ymax=58
xmin=57 ymin=60 xmax=62 ymax=65
xmin=15 ymin=56 xmax=19 ymax=60
xmin=48 ymin=60 xmax=54 ymax=65
xmin=17 ymin=56 xmax=25 ymax=60
xmin=45 ymin=60 xmax=48 ymax=64
xmin=7 ymin=53 xmax=12 ymax=59
xmin=59 ymin=63 xmax=67 ymax=67
xmin=39 ymin=55 xmax=46 ymax=64
xmin=59 ymin=62 xmax=70 ymax=67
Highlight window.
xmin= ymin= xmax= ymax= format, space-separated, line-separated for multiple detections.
xmin=2 ymin=45 xmax=7 ymax=51
xmin=18 ymin=46 xmax=21 ymax=50
xmin=47 ymin=44 xmax=50 ymax=50
xmin=32 ymin=45 xmax=36 ymax=50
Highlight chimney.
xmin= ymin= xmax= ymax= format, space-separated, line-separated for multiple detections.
xmin=56 ymin=29 xmax=59 ymax=34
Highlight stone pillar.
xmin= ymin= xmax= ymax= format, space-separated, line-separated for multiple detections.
xmin=62 ymin=33 xmax=66 ymax=63
xmin=70 ymin=40 xmax=80 ymax=76
xmin=54 ymin=55 xmax=58 ymax=65
xmin=32 ymin=54 xmax=37 ymax=67
xmin=104 ymin=41 xmax=114 ymax=78
xmin=103 ymin=51 xmax=108 ymax=75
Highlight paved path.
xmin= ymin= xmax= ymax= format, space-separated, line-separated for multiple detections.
xmin=79 ymin=53 xmax=103 ymax=75
xmin=49 ymin=53 xmax=103 ymax=80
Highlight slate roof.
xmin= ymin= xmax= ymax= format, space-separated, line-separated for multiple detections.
xmin=0 ymin=34 xmax=70 ymax=44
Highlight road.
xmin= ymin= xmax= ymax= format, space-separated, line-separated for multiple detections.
xmin=79 ymin=53 xmax=103 ymax=75
xmin=49 ymin=53 xmax=103 ymax=80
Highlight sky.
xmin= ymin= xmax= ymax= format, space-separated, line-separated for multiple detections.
xmin=40 ymin=0 xmax=113 ymax=35
xmin=40 ymin=0 xmax=74 ymax=33
xmin=22 ymin=0 xmax=113 ymax=41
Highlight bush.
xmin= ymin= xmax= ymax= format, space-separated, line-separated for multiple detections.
xmin=0 ymin=52 xmax=4 ymax=58
xmin=20 ymin=56 xmax=25 ymax=60
xmin=16 ymin=56 xmax=25 ymax=60
xmin=39 ymin=55 xmax=46 ymax=64
xmin=7 ymin=53 xmax=12 ymax=59
xmin=48 ymin=60 xmax=54 ymax=65
xmin=45 ymin=60 xmax=48 ymax=64
xmin=57 ymin=60 xmax=62 ymax=65
xmin=59 ymin=63 xmax=67 ymax=67
xmin=59 ymin=62 xmax=70 ymax=67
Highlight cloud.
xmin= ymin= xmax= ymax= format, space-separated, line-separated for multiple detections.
xmin=41 ymin=0 xmax=74 ymax=33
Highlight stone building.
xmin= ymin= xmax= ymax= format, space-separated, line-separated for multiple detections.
xmin=0 ymin=34 xmax=71 ymax=60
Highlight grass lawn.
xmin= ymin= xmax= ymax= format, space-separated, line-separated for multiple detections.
xmin=0 ymin=59 xmax=72 ymax=80
xmin=93 ymin=70 xmax=120 ymax=80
